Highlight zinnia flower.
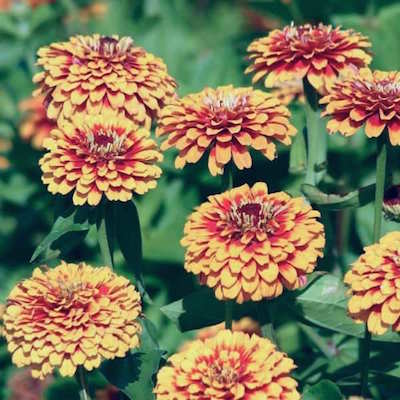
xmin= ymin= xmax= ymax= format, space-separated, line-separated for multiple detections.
xmin=383 ymin=185 xmax=400 ymax=222
xmin=344 ymin=231 xmax=400 ymax=335
xmin=154 ymin=330 xmax=300 ymax=400
xmin=246 ymin=23 xmax=371 ymax=94
xmin=271 ymin=79 xmax=304 ymax=106
xmin=39 ymin=113 xmax=162 ymax=206
xmin=20 ymin=95 xmax=56 ymax=149
xmin=321 ymin=69 xmax=400 ymax=144
xmin=156 ymin=85 xmax=296 ymax=176
xmin=33 ymin=34 xmax=176 ymax=127
xmin=181 ymin=182 xmax=325 ymax=303
xmin=3 ymin=261 xmax=142 ymax=379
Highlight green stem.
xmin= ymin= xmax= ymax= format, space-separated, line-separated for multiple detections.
xmin=222 ymin=165 xmax=234 ymax=330
xmin=360 ymin=134 xmax=387 ymax=397
xmin=225 ymin=301 xmax=233 ymax=330
xmin=303 ymin=79 xmax=327 ymax=186
xmin=258 ymin=302 xmax=277 ymax=343
xmin=76 ymin=366 xmax=91 ymax=400
xmin=97 ymin=202 xmax=114 ymax=268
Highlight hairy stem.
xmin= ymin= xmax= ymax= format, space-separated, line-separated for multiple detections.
xmin=225 ymin=301 xmax=233 ymax=330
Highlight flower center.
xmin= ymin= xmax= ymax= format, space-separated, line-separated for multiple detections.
xmin=80 ymin=35 xmax=134 ymax=57
xmin=354 ymin=79 xmax=400 ymax=96
xmin=284 ymin=23 xmax=333 ymax=46
xmin=203 ymin=91 xmax=248 ymax=118
xmin=86 ymin=128 xmax=126 ymax=157
xmin=208 ymin=363 xmax=238 ymax=386
xmin=228 ymin=200 xmax=286 ymax=234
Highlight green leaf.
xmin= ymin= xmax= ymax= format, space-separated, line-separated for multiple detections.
xmin=31 ymin=206 xmax=93 ymax=264
xmin=101 ymin=319 xmax=163 ymax=400
xmin=302 ymin=380 xmax=344 ymax=400
xmin=96 ymin=201 xmax=115 ymax=268
xmin=44 ymin=377 xmax=79 ymax=400
xmin=289 ymin=274 xmax=400 ymax=343
xmin=114 ymin=200 xmax=149 ymax=301
xmin=30 ymin=4 xmax=59 ymax=32
xmin=302 ymin=183 xmax=375 ymax=210
xmin=160 ymin=287 xmax=225 ymax=331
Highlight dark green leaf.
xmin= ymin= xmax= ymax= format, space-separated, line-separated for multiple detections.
xmin=302 ymin=380 xmax=344 ymax=400
xmin=31 ymin=206 xmax=93 ymax=264
xmin=101 ymin=319 xmax=163 ymax=400
xmin=302 ymin=183 xmax=375 ymax=210
xmin=289 ymin=274 xmax=400 ymax=343
xmin=44 ymin=377 xmax=79 ymax=400
xmin=114 ymin=200 xmax=149 ymax=301
xmin=30 ymin=4 xmax=59 ymax=32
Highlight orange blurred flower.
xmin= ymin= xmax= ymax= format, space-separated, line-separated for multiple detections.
xmin=181 ymin=182 xmax=325 ymax=303
xmin=39 ymin=114 xmax=162 ymax=206
xmin=345 ymin=232 xmax=400 ymax=335
xmin=155 ymin=330 xmax=300 ymax=400
xmin=20 ymin=95 xmax=56 ymax=149
xmin=95 ymin=385 xmax=120 ymax=400
xmin=321 ymin=68 xmax=400 ymax=144
xmin=33 ymin=34 xmax=176 ymax=127
xmin=3 ymin=261 xmax=142 ymax=379
xmin=0 ymin=137 xmax=11 ymax=170
xmin=196 ymin=317 xmax=261 ymax=342
xmin=271 ymin=79 xmax=304 ymax=106
xmin=246 ymin=23 xmax=371 ymax=94
xmin=156 ymin=85 xmax=296 ymax=176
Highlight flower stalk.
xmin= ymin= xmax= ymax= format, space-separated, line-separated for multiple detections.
xmin=303 ymin=79 xmax=327 ymax=186
xmin=97 ymin=202 xmax=114 ymax=268
xmin=76 ymin=366 xmax=91 ymax=400
xmin=360 ymin=134 xmax=387 ymax=396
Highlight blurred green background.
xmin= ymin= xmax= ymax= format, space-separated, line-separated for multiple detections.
xmin=1 ymin=0 xmax=400 ymax=399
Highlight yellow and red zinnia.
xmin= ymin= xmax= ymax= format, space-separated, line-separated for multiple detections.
xmin=321 ymin=68 xmax=400 ymax=144
xmin=155 ymin=330 xmax=300 ymax=400
xmin=345 ymin=231 xmax=400 ymax=335
xmin=181 ymin=182 xmax=325 ymax=303
xmin=33 ymin=34 xmax=176 ymax=127
xmin=246 ymin=23 xmax=371 ymax=94
xmin=3 ymin=261 xmax=142 ymax=379
xmin=39 ymin=113 xmax=162 ymax=206
xmin=156 ymin=85 xmax=296 ymax=176
xmin=20 ymin=95 xmax=56 ymax=149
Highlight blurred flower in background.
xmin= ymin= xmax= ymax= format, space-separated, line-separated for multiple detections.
xmin=7 ymin=368 xmax=53 ymax=400
xmin=19 ymin=95 xmax=56 ymax=149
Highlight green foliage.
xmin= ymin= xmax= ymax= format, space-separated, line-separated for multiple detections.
xmin=1 ymin=1 xmax=400 ymax=399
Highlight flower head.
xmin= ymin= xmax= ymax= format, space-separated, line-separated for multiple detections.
xmin=344 ymin=231 xmax=400 ymax=335
xmin=321 ymin=69 xmax=400 ymax=144
xmin=33 ymin=34 xmax=176 ymax=127
xmin=271 ymin=79 xmax=304 ymax=106
xmin=383 ymin=185 xmax=400 ymax=222
xmin=39 ymin=114 xmax=162 ymax=206
xmin=246 ymin=23 xmax=371 ymax=94
xmin=155 ymin=330 xmax=300 ymax=400
xmin=20 ymin=95 xmax=56 ymax=149
xmin=156 ymin=85 xmax=296 ymax=176
xmin=196 ymin=317 xmax=261 ymax=342
xmin=3 ymin=261 xmax=142 ymax=379
xmin=181 ymin=182 xmax=325 ymax=303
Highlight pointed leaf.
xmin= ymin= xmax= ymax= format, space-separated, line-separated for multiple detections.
xmin=303 ymin=380 xmax=344 ymax=400
xmin=302 ymin=183 xmax=375 ymax=210
xmin=31 ymin=206 xmax=94 ymax=264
